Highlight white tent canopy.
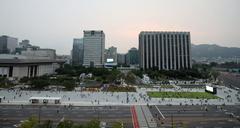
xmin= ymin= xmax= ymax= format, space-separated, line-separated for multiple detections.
xmin=29 ymin=97 xmax=61 ymax=100
xmin=29 ymin=96 xmax=61 ymax=104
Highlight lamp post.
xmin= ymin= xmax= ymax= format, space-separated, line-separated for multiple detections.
xmin=38 ymin=106 xmax=41 ymax=124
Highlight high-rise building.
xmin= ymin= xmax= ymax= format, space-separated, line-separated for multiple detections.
xmin=83 ymin=30 xmax=105 ymax=68
xmin=139 ymin=31 xmax=191 ymax=70
xmin=126 ymin=47 xmax=139 ymax=66
xmin=104 ymin=46 xmax=117 ymax=68
xmin=72 ymin=38 xmax=84 ymax=65
xmin=105 ymin=46 xmax=117 ymax=63
xmin=0 ymin=35 xmax=18 ymax=54
xmin=117 ymin=53 xmax=126 ymax=65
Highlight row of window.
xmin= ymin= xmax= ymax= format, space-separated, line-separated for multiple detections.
xmin=140 ymin=33 xmax=191 ymax=70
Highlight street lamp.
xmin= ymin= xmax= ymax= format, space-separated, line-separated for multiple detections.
xmin=38 ymin=106 xmax=41 ymax=124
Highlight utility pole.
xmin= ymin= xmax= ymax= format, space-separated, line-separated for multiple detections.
xmin=38 ymin=106 xmax=41 ymax=124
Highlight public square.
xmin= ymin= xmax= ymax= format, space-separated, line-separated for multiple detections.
xmin=0 ymin=84 xmax=240 ymax=128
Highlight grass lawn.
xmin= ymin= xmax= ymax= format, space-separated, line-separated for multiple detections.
xmin=138 ymin=84 xmax=174 ymax=88
xmin=147 ymin=91 xmax=219 ymax=99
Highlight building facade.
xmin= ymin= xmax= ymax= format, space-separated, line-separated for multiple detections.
xmin=19 ymin=40 xmax=31 ymax=48
xmin=126 ymin=47 xmax=139 ymax=66
xmin=139 ymin=31 xmax=191 ymax=70
xmin=105 ymin=46 xmax=117 ymax=63
xmin=83 ymin=30 xmax=105 ymax=68
xmin=16 ymin=40 xmax=40 ymax=54
xmin=0 ymin=58 xmax=64 ymax=79
xmin=0 ymin=35 xmax=18 ymax=54
xmin=117 ymin=53 xmax=126 ymax=65
xmin=21 ymin=48 xmax=56 ymax=60
xmin=72 ymin=38 xmax=84 ymax=65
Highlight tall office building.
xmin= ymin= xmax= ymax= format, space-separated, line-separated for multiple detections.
xmin=126 ymin=47 xmax=139 ymax=66
xmin=72 ymin=38 xmax=84 ymax=65
xmin=105 ymin=46 xmax=117 ymax=63
xmin=117 ymin=53 xmax=126 ymax=65
xmin=83 ymin=30 xmax=105 ymax=68
xmin=0 ymin=35 xmax=18 ymax=54
xmin=139 ymin=31 xmax=191 ymax=70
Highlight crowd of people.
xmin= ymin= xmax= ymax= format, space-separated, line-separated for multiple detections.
xmin=0 ymin=84 xmax=239 ymax=106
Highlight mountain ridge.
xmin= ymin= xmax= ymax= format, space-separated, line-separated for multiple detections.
xmin=191 ymin=44 xmax=240 ymax=58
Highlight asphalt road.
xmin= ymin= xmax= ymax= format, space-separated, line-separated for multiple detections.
xmin=149 ymin=105 xmax=240 ymax=128
xmin=1 ymin=105 xmax=240 ymax=128
xmin=0 ymin=105 xmax=133 ymax=128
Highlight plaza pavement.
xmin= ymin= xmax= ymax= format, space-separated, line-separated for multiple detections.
xmin=0 ymin=85 xmax=239 ymax=106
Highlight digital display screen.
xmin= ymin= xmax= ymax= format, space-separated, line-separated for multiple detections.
xmin=107 ymin=58 xmax=114 ymax=62
xmin=206 ymin=85 xmax=214 ymax=92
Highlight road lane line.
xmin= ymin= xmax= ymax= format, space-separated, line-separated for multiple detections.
xmin=155 ymin=105 xmax=165 ymax=119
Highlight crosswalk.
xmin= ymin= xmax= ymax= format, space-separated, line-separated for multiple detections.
xmin=132 ymin=105 xmax=157 ymax=128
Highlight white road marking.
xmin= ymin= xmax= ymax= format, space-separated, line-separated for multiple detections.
xmin=155 ymin=105 xmax=165 ymax=119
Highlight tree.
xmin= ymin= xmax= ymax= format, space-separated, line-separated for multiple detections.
xmin=31 ymin=78 xmax=49 ymax=89
xmin=210 ymin=70 xmax=220 ymax=81
xmin=210 ymin=62 xmax=218 ymax=67
xmin=37 ymin=120 xmax=53 ymax=128
xmin=112 ymin=122 xmax=123 ymax=128
xmin=85 ymin=119 xmax=100 ymax=128
xmin=57 ymin=120 xmax=74 ymax=128
xmin=20 ymin=116 xmax=38 ymax=128
xmin=19 ymin=77 xmax=30 ymax=83
xmin=63 ymin=80 xmax=76 ymax=91
xmin=131 ymin=69 xmax=143 ymax=78
xmin=125 ymin=72 xmax=136 ymax=84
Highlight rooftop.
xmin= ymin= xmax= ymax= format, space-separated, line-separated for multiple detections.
xmin=0 ymin=59 xmax=65 ymax=64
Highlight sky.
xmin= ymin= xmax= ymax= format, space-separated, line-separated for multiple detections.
xmin=0 ymin=0 xmax=239 ymax=55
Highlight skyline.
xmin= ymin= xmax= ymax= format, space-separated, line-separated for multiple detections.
xmin=0 ymin=0 xmax=239 ymax=54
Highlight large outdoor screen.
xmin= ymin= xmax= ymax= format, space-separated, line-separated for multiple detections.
xmin=107 ymin=58 xmax=114 ymax=62
xmin=206 ymin=85 xmax=214 ymax=92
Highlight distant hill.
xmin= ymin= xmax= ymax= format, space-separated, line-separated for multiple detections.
xmin=191 ymin=44 xmax=240 ymax=58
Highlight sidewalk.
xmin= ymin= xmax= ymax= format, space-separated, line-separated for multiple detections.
xmin=0 ymin=85 xmax=239 ymax=106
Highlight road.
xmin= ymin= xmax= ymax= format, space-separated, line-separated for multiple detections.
xmin=1 ymin=105 xmax=240 ymax=128
xmin=149 ymin=105 xmax=240 ymax=128
xmin=0 ymin=105 xmax=133 ymax=128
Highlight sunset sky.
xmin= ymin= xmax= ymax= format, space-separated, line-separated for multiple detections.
xmin=0 ymin=0 xmax=239 ymax=54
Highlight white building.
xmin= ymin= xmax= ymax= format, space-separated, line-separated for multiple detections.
xmin=0 ymin=59 xmax=64 ymax=79
xmin=0 ymin=55 xmax=64 ymax=79
xmin=83 ymin=30 xmax=105 ymax=68
xmin=139 ymin=31 xmax=192 ymax=70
